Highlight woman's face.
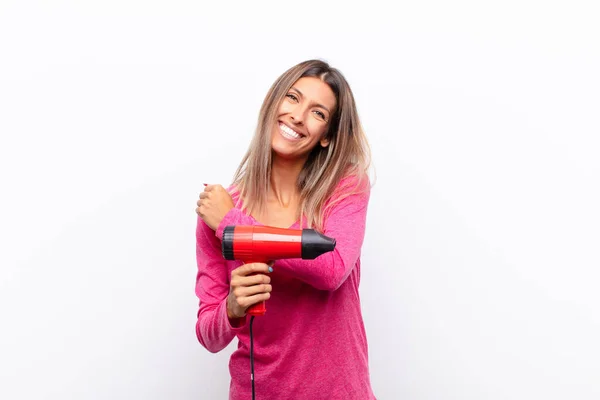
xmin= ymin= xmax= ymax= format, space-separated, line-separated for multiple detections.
xmin=271 ymin=77 xmax=337 ymax=162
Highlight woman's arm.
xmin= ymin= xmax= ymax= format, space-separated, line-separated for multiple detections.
xmin=195 ymin=216 xmax=247 ymax=353
xmin=214 ymin=176 xmax=371 ymax=292
xmin=273 ymin=182 xmax=370 ymax=291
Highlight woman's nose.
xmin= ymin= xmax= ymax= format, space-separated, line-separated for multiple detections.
xmin=290 ymin=105 xmax=306 ymax=124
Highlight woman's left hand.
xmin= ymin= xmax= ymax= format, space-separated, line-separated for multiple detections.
xmin=196 ymin=184 xmax=234 ymax=230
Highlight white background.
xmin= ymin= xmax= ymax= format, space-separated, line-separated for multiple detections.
xmin=1 ymin=1 xmax=599 ymax=399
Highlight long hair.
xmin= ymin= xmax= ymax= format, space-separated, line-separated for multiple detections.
xmin=231 ymin=59 xmax=372 ymax=231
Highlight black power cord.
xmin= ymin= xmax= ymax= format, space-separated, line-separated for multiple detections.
xmin=249 ymin=315 xmax=256 ymax=400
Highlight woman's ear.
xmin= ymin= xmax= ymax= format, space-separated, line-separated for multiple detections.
xmin=320 ymin=137 xmax=330 ymax=148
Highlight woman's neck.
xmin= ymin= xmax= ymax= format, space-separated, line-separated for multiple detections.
xmin=270 ymin=155 xmax=304 ymax=208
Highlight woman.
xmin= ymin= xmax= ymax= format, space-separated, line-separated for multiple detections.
xmin=195 ymin=59 xmax=376 ymax=399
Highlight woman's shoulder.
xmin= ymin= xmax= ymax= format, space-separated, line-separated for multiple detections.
xmin=225 ymin=183 xmax=244 ymax=209
xmin=332 ymin=170 xmax=371 ymax=197
xmin=324 ymin=170 xmax=371 ymax=211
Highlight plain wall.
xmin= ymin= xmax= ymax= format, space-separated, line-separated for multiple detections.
xmin=1 ymin=1 xmax=599 ymax=399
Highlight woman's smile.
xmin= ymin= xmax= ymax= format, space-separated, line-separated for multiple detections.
xmin=278 ymin=122 xmax=305 ymax=141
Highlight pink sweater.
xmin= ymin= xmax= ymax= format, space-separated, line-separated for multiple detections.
xmin=195 ymin=176 xmax=376 ymax=399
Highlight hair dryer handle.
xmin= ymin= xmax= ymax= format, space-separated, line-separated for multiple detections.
xmin=246 ymin=263 xmax=268 ymax=317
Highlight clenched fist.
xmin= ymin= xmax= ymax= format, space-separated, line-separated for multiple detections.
xmin=196 ymin=184 xmax=234 ymax=230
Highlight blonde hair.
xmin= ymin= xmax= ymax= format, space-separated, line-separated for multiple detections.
xmin=232 ymin=59 xmax=372 ymax=231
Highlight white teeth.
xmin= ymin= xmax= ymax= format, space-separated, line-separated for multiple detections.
xmin=279 ymin=123 xmax=302 ymax=139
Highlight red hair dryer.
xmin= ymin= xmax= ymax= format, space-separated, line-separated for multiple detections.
xmin=222 ymin=225 xmax=336 ymax=316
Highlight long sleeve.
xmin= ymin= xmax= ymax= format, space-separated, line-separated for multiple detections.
xmin=275 ymin=178 xmax=370 ymax=291
xmin=214 ymin=175 xmax=371 ymax=292
xmin=195 ymin=216 xmax=246 ymax=353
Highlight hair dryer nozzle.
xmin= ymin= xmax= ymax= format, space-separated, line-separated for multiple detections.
xmin=301 ymin=229 xmax=336 ymax=259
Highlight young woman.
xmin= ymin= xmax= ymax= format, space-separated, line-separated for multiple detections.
xmin=195 ymin=59 xmax=376 ymax=399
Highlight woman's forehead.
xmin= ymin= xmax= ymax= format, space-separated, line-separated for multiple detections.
xmin=290 ymin=77 xmax=337 ymax=110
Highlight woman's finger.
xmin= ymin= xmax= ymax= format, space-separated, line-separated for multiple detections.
xmin=233 ymin=262 xmax=271 ymax=277
xmin=233 ymin=283 xmax=272 ymax=299
xmin=231 ymin=273 xmax=271 ymax=287
xmin=235 ymin=292 xmax=271 ymax=309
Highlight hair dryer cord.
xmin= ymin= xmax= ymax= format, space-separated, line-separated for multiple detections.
xmin=250 ymin=315 xmax=255 ymax=400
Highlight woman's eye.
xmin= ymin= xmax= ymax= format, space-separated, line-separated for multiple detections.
xmin=286 ymin=93 xmax=298 ymax=102
xmin=313 ymin=110 xmax=326 ymax=120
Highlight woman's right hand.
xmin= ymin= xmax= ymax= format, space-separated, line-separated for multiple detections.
xmin=227 ymin=262 xmax=273 ymax=319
